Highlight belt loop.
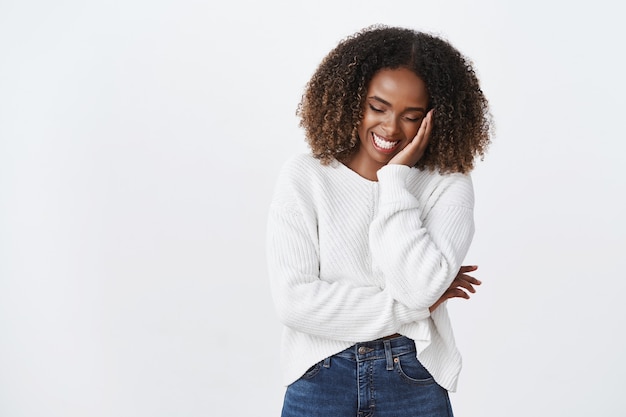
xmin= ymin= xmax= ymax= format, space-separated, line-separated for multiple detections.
xmin=323 ymin=357 xmax=331 ymax=368
xmin=383 ymin=340 xmax=393 ymax=370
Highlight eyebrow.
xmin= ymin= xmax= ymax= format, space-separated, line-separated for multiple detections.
xmin=368 ymin=96 xmax=426 ymax=113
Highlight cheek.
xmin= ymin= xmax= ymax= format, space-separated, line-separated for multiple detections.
xmin=358 ymin=111 xmax=380 ymax=136
xmin=356 ymin=118 xmax=371 ymax=142
xmin=403 ymin=121 xmax=423 ymax=139
xmin=403 ymin=127 xmax=418 ymax=140
xmin=357 ymin=126 xmax=368 ymax=145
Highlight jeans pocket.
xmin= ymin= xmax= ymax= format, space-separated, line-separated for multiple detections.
xmin=394 ymin=354 xmax=435 ymax=385
xmin=300 ymin=360 xmax=323 ymax=380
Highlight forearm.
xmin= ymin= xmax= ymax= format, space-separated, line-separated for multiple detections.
xmin=268 ymin=207 xmax=429 ymax=342
xmin=269 ymin=273 xmax=429 ymax=341
xmin=370 ymin=165 xmax=475 ymax=310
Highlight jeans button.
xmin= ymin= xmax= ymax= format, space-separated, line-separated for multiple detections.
xmin=358 ymin=346 xmax=366 ymax=354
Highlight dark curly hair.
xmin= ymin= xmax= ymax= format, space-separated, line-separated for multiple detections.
xmin=297 ymin=24 xmax=493 ymax=174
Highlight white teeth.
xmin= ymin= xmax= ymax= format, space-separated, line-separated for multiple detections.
xmin=373 ymin=133 xmax=399 ymax=149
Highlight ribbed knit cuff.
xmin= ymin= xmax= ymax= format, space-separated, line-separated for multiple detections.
xmin=377 ymin=164 xmax=414 ymax=207
xmin=393 ymin=301 xmax=431 ymax=324
xmin=380 ymin=285 xmax=430 ymax=324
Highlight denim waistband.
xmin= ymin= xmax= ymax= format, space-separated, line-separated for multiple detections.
xmin=334 ymin=335 xmax=416 ymax=362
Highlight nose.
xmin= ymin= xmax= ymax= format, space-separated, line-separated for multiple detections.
xmin=382 ymin=114 xmax=401 ymax=136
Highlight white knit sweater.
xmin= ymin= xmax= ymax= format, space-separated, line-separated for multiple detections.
xmin=266 ymin=153 xmax=475 ymax=392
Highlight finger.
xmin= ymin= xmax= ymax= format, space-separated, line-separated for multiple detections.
xmin=454 ymin=276 xmax=482 ymax=293
xmin=457 ymin=281 xmax=476 ymax=293
xmin=452 ymin=278 xmax=476 ymax=294
xmin=462 ymin=274 xmax=482 ymax=286
xmin=409 ymin=110 xmax=432 ymax=148
xmin=458 ymin=265 xmax=478 ymax=274
xmin=417 ymin=110 xmax=433 ymax=149
xmin=458 ymin=274 xmax=482 ymax=285
xmin=422 ymin=110 xmax=434 ymax=145
xmin=445 ymin=288 xmax=470 ymax=300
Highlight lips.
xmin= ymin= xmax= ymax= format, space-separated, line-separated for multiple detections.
xmin=372 ymin=132 xmax=401 ymax=153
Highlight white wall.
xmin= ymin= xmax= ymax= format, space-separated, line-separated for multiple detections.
xmin=1 ymin=0 xmax=624 ymax=416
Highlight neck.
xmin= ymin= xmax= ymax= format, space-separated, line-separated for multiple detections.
xmin=344 ymin=154 xmax=384 ymax=182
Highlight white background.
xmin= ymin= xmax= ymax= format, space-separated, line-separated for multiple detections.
xmin=1 ymin=0 xmax=625 ymax=416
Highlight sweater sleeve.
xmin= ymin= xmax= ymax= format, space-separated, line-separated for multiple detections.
xmin=267 ymin=204 xmax=429 ymax=343
xmin=369 ymin=164 xmax=475 ymax=311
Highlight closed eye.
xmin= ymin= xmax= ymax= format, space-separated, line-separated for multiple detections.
xmin=368 ymin=104 xmax=384 ymax=113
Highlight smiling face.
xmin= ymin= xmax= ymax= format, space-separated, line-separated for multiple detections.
xmin=346 ymin=67 xmax=429 ymax=180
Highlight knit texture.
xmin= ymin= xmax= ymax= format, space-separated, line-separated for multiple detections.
xmin=266 ymin=153 xmax=475 ymax=392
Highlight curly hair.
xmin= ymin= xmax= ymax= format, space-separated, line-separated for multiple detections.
xmin=297 ymin=24 xmax=493 ymax=174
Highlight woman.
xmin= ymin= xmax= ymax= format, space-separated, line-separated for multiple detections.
xmin=267 ymin=24 xmax=492 ymax=416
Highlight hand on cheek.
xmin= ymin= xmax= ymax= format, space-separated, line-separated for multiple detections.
xmin=389 ymin=110 xmax=433 ymax=167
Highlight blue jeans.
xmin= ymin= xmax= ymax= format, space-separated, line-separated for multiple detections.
xmin=281 ymin=335 xmax=453 ymax=417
